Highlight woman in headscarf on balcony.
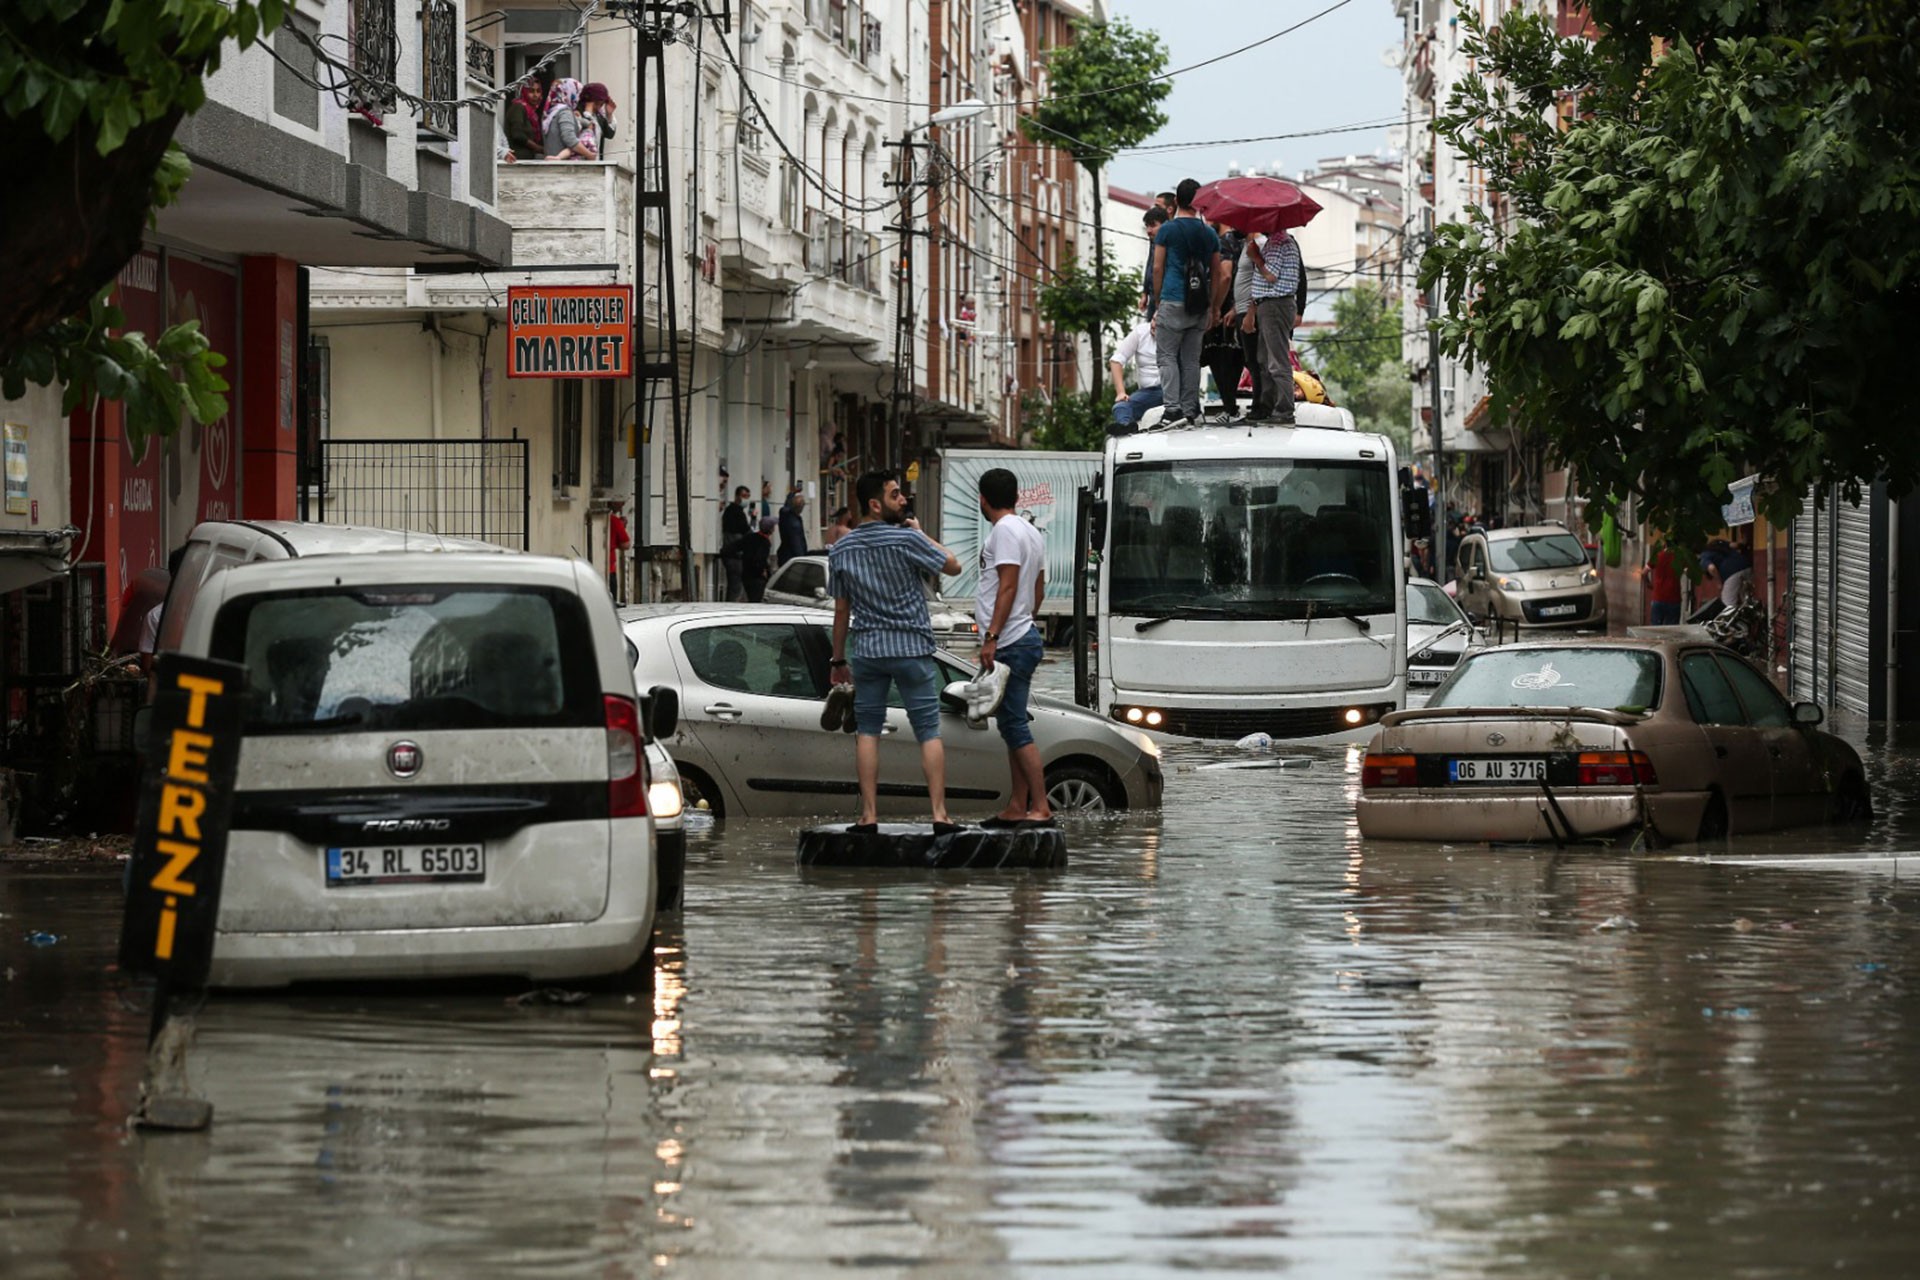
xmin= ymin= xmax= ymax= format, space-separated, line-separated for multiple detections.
xmin=577 ymin=82 xmax=617 ymax=159
xmin=542 ymin=78 xmax=594 ymax=161
xmin=500 ymin=78 xmax=545 ymax=162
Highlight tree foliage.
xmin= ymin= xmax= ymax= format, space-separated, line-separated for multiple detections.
xmin=1021 ymin=389 xmax=1108 ymax=453
xmin=1017 ymin=18 xmax=1171 ymax=379
xmin=1419 ymin=0 xmax=1920 ymax=545
xmin=1037 ymin=252 xmax=1140 ymax=349
xmin=1306 ymin=284 xmax=1401 ymax=394
xmin=1 ymin=0 xmax=285 ymax=450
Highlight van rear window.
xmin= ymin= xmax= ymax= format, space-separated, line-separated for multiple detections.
xmin=211 ymin=586 xmax=600 ymax=733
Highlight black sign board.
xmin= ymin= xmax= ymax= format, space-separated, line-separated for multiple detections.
xmin=118 ymin=655 xmax=248 ymax=989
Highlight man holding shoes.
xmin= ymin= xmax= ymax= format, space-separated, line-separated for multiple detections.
xmin=973 ymin=468 xmax=1052 ymax=828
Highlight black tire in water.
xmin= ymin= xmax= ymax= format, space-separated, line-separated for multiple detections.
xmin=1696 ymin=793 xmax=1730 ymax=842
xmin=1835 ymin=773 xmax=1873 ymax=823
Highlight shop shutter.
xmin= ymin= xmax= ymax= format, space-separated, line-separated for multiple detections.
xmin=1830 ymin=488 xmax=1877 ymax=717
xmin=1790 ymin=488 xmax=1820 ymax=704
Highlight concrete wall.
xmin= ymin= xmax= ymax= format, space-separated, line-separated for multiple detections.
xmin=0 ymin=386 xmax=72 ymax=535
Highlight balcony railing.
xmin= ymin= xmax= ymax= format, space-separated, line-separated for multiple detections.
xmin=348 ymin=0 xmax=398 ymax=111
xmin=421 ymin=0 xmax=460 ymax=138
xmin=803 ymin=210 xmax=882 ymax=292
xmin=466 ymin=36 xmax=496 ymax=89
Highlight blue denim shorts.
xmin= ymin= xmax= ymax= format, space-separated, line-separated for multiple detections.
xmin=850 ymin=653 xmax=942 ymax=742
xmin=992 ymin=629 xmax=1046 ymax=750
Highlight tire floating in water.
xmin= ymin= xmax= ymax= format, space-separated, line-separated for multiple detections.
xmin=796 ymin=823 xmax=1067 ymax=870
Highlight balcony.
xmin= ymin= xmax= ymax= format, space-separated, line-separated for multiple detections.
xmin=803 ymin=209 xmax=884 ymax=294
xmin=308 ymin=162 xmax=634 ymax=313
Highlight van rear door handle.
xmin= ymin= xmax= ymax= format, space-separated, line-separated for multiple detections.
xmin=703 ymin=702 xmax=743 ymax=721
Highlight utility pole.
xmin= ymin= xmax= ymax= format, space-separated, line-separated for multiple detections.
xmin=883 ymin=136 xmax=927 ymax=460
xmin=1427 ymin=268 xmax=1445 ymax=514
xmin=608 ymin=0 xmax=727 ymax=598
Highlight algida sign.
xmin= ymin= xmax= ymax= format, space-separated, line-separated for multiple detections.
xmin=119 ymin=655 xmax=247 ymax=989
xmin=507 ymin=284 xmax=634 ymax=378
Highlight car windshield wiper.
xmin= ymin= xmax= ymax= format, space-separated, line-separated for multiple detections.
xmin=1133 ymin=604 xmax=1234 ymax=632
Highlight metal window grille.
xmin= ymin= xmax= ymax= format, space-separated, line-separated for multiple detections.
xmin=593 ymin=382 xmax=617 ymax=492
xmin=556 ymin=381 xmax=584 ymax=490
xmin=316 ymin=438 xmax=531 ymax=549
xmin=466 ymin=35 xmax=496 ymax=89
xmin=421 ymin=0 xmax=460 ymax=138
xmin=348 ymin=0 xmax=399 ymax=111
xmin=303 ymin=337 xmax=331 ymax=490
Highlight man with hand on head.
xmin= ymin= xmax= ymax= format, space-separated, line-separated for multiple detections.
xmin=825 ymin=470 xmax=965 ymax=834
xmin=973 ymin=468 xmax=1052 ymax=828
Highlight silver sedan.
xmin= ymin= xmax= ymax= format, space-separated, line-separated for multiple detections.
xmin=619 ymin=604 xmax=1164 ymax=820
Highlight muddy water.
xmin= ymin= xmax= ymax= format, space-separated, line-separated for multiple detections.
xmin=5 ymin=668 xmax=1920 ymax=1278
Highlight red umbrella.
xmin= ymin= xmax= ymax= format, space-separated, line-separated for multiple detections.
xmin=1191 ymin=176 xmax=1322 ymax=233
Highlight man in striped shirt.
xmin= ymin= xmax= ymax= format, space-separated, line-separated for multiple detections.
xmin=828 ymin=469 xmax=965 ymax=832
xmin=1248 ymin=228 xmax=1303 ymax=425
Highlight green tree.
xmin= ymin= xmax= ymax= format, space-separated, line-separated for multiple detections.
xmin=1325 ymin=363 xmax=1413 ymax=453
xmin=1305 ymin=283 xmax=1401 ymax=393
xmin=1419 ymin=0 xmax=1920 ymax=546
xmin=1 ymin=0 xmax=287 ymax=452
xmin=1017 ymin=17 xmax=1170 ymax=383
xmin=1037 ymin=251 xmax=1140 ymax=358
xmin=1022 ymin=389 xmax=1108 ymax=453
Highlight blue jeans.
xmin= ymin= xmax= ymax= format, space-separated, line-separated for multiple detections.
xmin=1110 ymin=385 xmax=1163 ymax=434
xmin=991 ymin=629 xmax=1046 ymax=750
xmin=1649 ymin=601 xmax=1680 ymax=625
xmin=850 ymin=653 xmax=942 ymax=742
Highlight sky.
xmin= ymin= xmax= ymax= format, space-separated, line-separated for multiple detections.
xmin=1100 ymin=0 xmax=1408 ymax=196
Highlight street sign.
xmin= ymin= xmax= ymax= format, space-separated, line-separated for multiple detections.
xmin=119 ymin=655 xmax=247 ymax=989
xmin=507 ymin=285 xmax=634 ymax=378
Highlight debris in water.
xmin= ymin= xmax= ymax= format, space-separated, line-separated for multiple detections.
xmin=1732 ymin=917 xmax=1756 ymax=933
xmin=1595 ymin=915 xmax=1637 ymax=932
xmin=1198 ymin=758 xmax=1314 ymax=771
xmin=1234 ymin=732 xmax=1274 ymax=750
xmin=25 ymin=931 xmax=59 ymax=947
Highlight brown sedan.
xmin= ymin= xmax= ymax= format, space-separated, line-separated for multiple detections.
xmin=1357 ymin=638 xmax=1871 ymax=844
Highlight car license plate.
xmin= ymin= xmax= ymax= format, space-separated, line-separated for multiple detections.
xmin=1538 ymin=603 xmax=1579 ymax=618
xmin=1408 ymin=668 xmax=1447 ymax=685
xmin=325 ymin=844 xmax=486 ymax=886
xmin=1449 ymin=758 xmax=1545 ymax=784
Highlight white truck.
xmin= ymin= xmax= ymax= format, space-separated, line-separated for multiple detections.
xmin=919 ymin=448 xmax=1102 ymax=642
xmin=1071 ymin=404 xmax=1433 ymax=741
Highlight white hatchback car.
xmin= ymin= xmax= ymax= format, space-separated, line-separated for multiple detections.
xmin=763 ymin=554 xmax=980 ymax=647
xmin=173 ymin=551 xmax=657 ymax=987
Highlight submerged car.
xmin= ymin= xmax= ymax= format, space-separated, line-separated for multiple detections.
xmin=1453 ymin=524 xmax=1606 ymax=631
xmin=175 ymin=551 xmax=660 ymax=987
xmin=1406 ymin=576 xmax=1483 ymax=696
xmin=618 ymin=603 xmax=1162 ymax=820
xmin=1357 ymin=638 xmax=1870 ymax=844
xmin=763 ymin=553 xmax=980 ymax=647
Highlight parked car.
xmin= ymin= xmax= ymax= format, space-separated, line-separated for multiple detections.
xmin=645 ymin=738 xmax=685 ymax=910
xmin=171 ymin=550 xmax=659 ymax=987
xmin=1453 ymin=524 xmax=1606 ymax=631
xmin=1357 ymin=638 xmax=1870 ymax=844
xmin=617 ymin=603 xmax=1164 ymax=820
xmin=1406 ymin=576 xmax=1483 ymax=697
xmin=763 ymin=553 xmax=980 ymax=647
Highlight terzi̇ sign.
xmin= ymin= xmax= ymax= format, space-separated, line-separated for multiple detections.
xmin=507 ymin=284 xmax=634 ymax=378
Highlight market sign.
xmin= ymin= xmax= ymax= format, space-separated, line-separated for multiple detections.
xmin=507 ymin=285 xmax=633 ymax=378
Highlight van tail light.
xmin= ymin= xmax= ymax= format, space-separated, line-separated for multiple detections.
xmin=1577 ymin=751 xmax=1657 ymax=787
xmin=605 ymin=695 xmax=648 ymax=817
xmin=1361 ymin=753 xmax=1418 ymax=789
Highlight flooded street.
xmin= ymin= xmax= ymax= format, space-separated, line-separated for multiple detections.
xmin=6 ymin=659 xmax=1920 ymax=1278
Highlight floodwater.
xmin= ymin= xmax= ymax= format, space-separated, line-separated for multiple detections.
xmin=6 ymin=662 xmax=1920 ymax=1278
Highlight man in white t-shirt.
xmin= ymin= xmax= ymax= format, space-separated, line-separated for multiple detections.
xmin=1109 ymin=319 xmax=1162 ymax=435
xmin=974 ymin=467 xmax=1052 ymax=826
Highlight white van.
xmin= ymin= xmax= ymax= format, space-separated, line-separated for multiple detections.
xmin=167 ymin=543 xmax=657 ymax=986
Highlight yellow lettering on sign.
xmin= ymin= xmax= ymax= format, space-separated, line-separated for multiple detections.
xmin=156 ymin=895 xmax=178 ymax=960
xmin=158 ymin=784 xmax=207 ymax=840
xmin=167 ymin=729 xmax=214 ymax=784
xmin=149 ymin=839 xmax=199 ymax=896
xmin=176 ymin=673 xmax=224 ymax=729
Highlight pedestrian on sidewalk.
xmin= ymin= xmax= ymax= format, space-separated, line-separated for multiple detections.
xmin=826 ymin=470 xmax=965 ymax=833
xmin=1148 ymin=178 xmax=1224 ymax=429
xmin=722 ymin=516 xmax=776 ymax=601
xmin=1643 ymin=546 xmax=1681 ymax=625
xmin=778 ymin=489 xmax=810 ymax=565
xmin=824 ymin=507 xmax=854 ymax=545
xmin=720 ymin=484 xmax=752 ymax=601
xmin=973 ymin=468 xmax=1052 ymax=828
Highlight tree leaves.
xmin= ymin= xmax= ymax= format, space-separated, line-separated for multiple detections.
xmin=1421 ymin=0 xmax=1920 ymax=546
